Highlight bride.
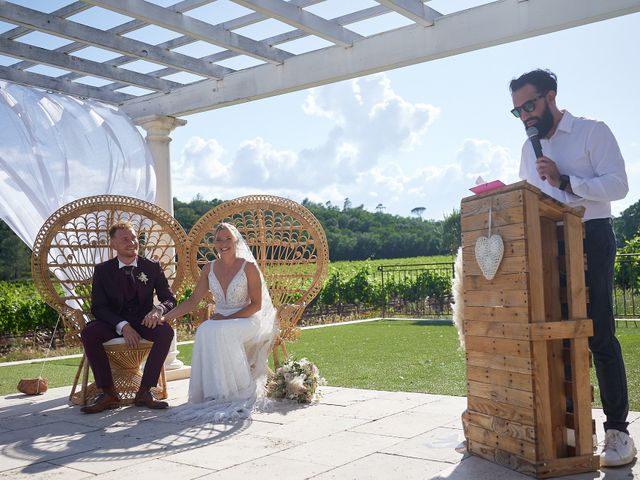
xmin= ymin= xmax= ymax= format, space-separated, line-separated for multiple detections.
xmin=162 ymin=222 xmax=277 ymax=421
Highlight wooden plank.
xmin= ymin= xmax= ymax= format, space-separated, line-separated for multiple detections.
xmin=463 ymin=239 xmax=527 ymax=264
xmin=540 ymin=217 xmax=562 ymax=323
xmin=464 ymin=335 xmax=531 ymax=357
xmin=529 ymin=319 xmax=593 ymax=340
xmin=460 ymin=205 xmax=525 ymax=232
xmin=467 ymin=380 xmax=534 ymax=409
xmin=463 ymin=289 xmax=529 ymax=308
xmin=463 ymin=254 xmax=527 ymax=277
xmin=535 ymin=455 xmax=600 ymax=478
xmin=531 ymin=340 xmax=555 ymax=461
xmin=522 ymin=189 xmax=554 ymax=462
xmin=467 ymin=424 xmax=537 ymax=460
xmin=464 ymin=272 xmax=528 ymax=291
xmin=467 ymin=394 xmax=535 ymax=425
xmin=563 ymin=213 xmax=587 ymax=319
xmin=467 ymin=364 xmax=533 ymax=392
xmin=461 ymin=189 xmax=524 ymax=218
xmin=547 ymin=338 xmax=568 ymax=458
xmin=464 ymin=321 xmax=531 ymax=340
xmin=464 ymin=305 xmax=529 ymax=323
xmin=462 ymin=223 xmax=526 ymax=247
xmin=571 ymin=337 xmax=594 ymax=456
xmin=523 ymin=189 xmax=546 ymax=324
xmin=466 ymin=351 xmax=532 ymax=375
xmin=467 ymin=439 xmax=537 ymax=477
xmin=467 ymin=410 xmax=536 ymax=441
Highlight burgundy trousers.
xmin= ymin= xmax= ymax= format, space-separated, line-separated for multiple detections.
xmin=80 ymin=321 xmax=174 ymax=389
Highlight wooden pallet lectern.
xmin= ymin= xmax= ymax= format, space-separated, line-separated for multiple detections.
xmin=460 ymin=181 xmax=599 ymax=478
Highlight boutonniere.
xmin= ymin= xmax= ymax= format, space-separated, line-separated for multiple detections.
xmin=137 ymin=272 xmax=149 ymax=284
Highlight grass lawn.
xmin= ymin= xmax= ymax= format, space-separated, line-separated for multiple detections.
xmin=1 ymin=321 xmax=639 ymax=412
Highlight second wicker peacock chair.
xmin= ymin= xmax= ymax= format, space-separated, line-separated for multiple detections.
xmin=31 ymin=195 xmax=188 ymax=405
xmin=186 ymin=195 xmax=329 ymax=368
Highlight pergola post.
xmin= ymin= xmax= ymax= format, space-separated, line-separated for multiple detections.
xmin=139 ymin=115 xmax=188 ymax=374
xmin=138 ymin=115 xmax=187 ymax=214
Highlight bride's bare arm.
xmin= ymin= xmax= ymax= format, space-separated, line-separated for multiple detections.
xmin=162 ymin=262 xmax=211 ymax=323
xmin=212 ymin=262 xmax=263 ymax=320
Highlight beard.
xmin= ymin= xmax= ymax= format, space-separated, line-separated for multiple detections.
xmin=523 ymin=100 xmax=554 ymax=138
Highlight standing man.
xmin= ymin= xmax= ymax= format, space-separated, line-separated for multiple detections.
xmin=510 ymin=69 xmax=635 ymax=467
xmin=80 ymin=221 xmax=176 ymax=413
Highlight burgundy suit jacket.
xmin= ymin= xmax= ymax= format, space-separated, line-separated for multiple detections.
xmin=90 ymin=256 xmax=176 ymax=328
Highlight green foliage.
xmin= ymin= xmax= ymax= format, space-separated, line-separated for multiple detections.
xmin=314 ymin=261 xmax=452 ymax=311
xmin=173 ymin=195 xmax=224 ymax=232
xmin=0 ymin=281 xmax=59 ymax=335
xmin=440 ymin=209 xmax=461 ymax=255
xmin=302 ymin=199 xmax=451 ymax=261
xmin=614 ymin=199 xmax=640 ymax=247
xmin=615 ymin=235 xmax=640 ymax=291
xmin=0 ymin=222 xmax=31 ymax=281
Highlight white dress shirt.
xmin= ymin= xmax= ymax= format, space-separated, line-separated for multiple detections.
xmin=518 ymin=110 xmax=628 ymax=221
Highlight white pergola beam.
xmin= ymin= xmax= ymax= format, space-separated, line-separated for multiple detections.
xmin=0 ymin=38 xmax=178 ymax=92
xmin=0 ymin=1 xmax=227 ymax=79
xmin=55 ymin=1 xmax=226 ymax=86
xmin=232 ymin=0 xmax=363 ymax=47
xmin=123 ymin=0 xmax=640 ymax=118
xmin=1 ymin=1 xmax=91 ymax=40
xmin=376 ymin=0 xmax=442 ymax=26
xmin=102 ymin=3 xmax=389 ymax=92
xmin=83 ymin=0 xmax=292 ymax=64
xmin=0 ymin=65 xmax=133 ymax=103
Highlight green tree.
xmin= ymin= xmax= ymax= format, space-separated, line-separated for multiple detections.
xmin=440 ymin=209 xmax=461 ymax=255
xmin=0 ymin=222 xmax=31 ymax=280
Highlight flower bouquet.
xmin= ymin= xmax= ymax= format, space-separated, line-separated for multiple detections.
xmin=266 ymin=357 xmax=326 ymax=403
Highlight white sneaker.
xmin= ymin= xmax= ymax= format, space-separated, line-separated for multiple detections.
xmin=600 ymin=429 xmax=637 ymax=467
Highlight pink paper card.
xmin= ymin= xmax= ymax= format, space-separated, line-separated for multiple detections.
xmin=469 ymin=180 xmax=505 ymax=194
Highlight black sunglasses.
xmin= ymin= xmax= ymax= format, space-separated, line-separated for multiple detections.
xmin=511 ymin=93 xmax=545 ymax=118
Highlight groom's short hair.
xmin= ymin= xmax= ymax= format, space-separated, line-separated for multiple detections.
xmin=109 ymin=221 xmax=135 ymax=238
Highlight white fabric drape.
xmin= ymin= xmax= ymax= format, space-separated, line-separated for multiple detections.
xmin=0 ymin=81 xmax=156 ymax=247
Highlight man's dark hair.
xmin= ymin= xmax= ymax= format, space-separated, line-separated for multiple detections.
xmin=509 ymin=69 xmax=557 ymax=95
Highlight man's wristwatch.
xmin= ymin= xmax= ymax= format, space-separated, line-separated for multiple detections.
xmin=558 ymin=174 xmax=570 ymax=192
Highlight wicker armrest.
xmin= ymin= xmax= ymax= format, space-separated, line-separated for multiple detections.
xmin=277 ymin=303 xmax=306 ymax=342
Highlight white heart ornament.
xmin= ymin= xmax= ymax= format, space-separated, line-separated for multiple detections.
xmin=474 ymin=234 xmax=504 ymax=280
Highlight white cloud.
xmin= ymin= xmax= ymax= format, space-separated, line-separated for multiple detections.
xmin=173 ymin=73 xmax=522 ymax=218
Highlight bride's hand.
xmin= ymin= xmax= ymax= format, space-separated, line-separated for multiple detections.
xmin=211 ymin=312 xmax=227 ymax=320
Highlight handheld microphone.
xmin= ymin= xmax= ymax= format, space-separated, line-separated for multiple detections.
xmin=526 ymin=126 xmax=546 ymax=180
xmin=526 ymin=126 xmax=543 ymax=159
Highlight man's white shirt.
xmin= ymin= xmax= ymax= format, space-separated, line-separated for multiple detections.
xmin=518 ymin=110 xmax=628 ymax=221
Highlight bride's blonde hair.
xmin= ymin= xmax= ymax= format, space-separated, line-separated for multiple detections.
xmin=213 ymin=222 xmax=239 ymax=242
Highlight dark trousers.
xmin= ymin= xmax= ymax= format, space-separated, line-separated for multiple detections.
xmin=81 ymin=321 xmax=174 ymax=389
xmin=584 ymin=219 xmax=629 ymax=433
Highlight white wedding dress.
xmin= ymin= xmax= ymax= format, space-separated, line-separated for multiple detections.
xmin=170 ymin=260 xmax=276 ymax=423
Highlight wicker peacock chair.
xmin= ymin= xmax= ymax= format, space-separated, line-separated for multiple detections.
xmin=31 ymin=195 xmax=188 ymax=405
xmin=186 ymin=195 xmax=329 ymax=368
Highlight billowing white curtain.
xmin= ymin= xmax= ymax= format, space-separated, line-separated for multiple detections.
xmin=0 ymin=81 xmax=156 ymax=247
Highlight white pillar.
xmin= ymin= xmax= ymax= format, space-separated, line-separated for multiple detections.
xmin=138 ymin=115 xmax=187 ymax=214
xmin=138 ymin=115 xmax=187 ymax=372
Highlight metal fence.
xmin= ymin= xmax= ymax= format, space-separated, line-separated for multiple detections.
xmin=378 ymin=262 xmax=455 ymax=319
xmin=377 ymin=253 xmax=640 ymax=324
xmin=614 ymin=252 xmax=640 ymax=325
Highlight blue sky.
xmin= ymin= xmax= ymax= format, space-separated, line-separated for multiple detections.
xmin=167 ymin=9 xmax=640 ymax=220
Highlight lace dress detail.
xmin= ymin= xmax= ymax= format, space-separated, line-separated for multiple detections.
xmin=208 ymin=260 xmax=250 ymax=313
xmin=169 ymin=260 xmax=270 ymax=423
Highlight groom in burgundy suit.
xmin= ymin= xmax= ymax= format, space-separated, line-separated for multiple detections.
xmin=80 ymin=221 xmax=176 ymax=414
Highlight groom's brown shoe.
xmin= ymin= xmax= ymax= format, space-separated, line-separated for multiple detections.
xmin=134 ymin=389 xmax=169 ymax=409
xmin=81 ymin=391 xmax=121 ymax=414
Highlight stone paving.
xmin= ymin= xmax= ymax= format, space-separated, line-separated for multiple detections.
xmin=0 ymin=380 xmax=638 ymax=479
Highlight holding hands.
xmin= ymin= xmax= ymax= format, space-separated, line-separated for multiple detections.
xmin=142 ymin=305 xmax=165 ymax=329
